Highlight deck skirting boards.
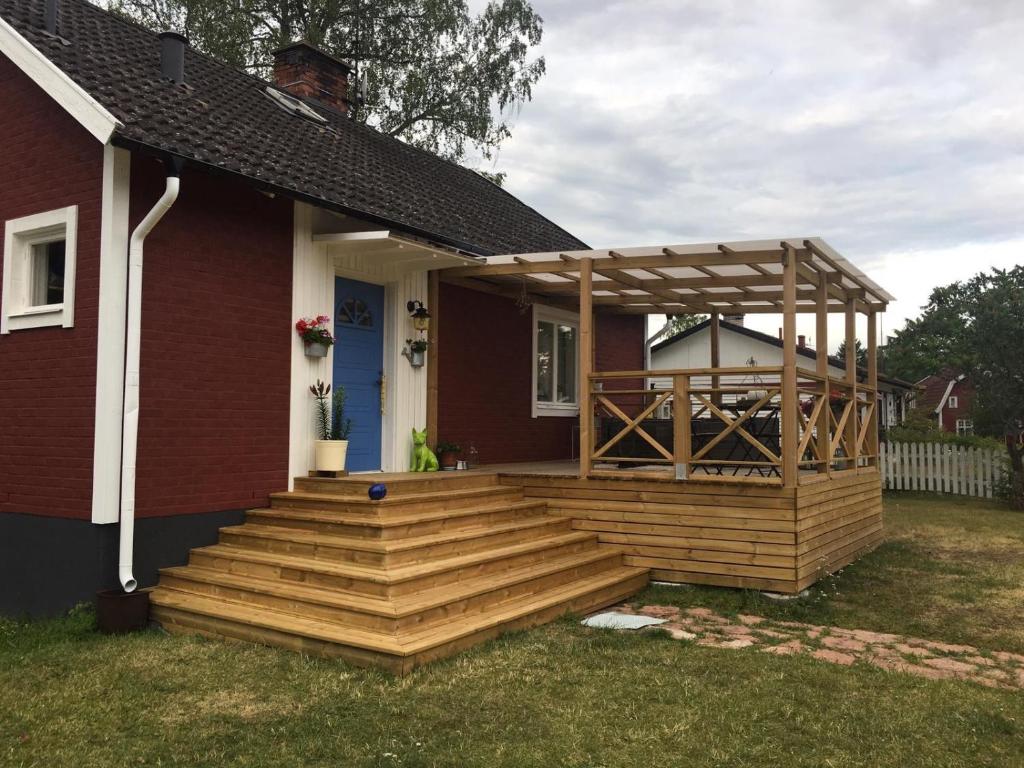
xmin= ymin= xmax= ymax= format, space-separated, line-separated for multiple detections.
xmin=499 ymin=471 xmax=883 ymax=594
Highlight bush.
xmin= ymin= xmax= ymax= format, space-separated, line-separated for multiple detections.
xmin=887 ymin=408 xmax=1005 ymax=451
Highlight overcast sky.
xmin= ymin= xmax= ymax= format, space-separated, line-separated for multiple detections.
xmin=477 ymin=0 xmax=1024 ymax=351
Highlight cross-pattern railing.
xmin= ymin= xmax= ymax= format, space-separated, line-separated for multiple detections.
xmin=585 ymin=366 xmax=878 ymax=484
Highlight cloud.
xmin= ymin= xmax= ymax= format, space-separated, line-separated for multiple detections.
xmin=484 ymin=0 xmax=1024 ymax=347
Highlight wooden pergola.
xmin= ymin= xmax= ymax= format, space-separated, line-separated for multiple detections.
xmin=439 ymin=237 xmax=894 ymax=488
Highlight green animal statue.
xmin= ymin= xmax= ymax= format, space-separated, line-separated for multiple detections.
xmin=410 ymin=428 xmax=439 ymax=472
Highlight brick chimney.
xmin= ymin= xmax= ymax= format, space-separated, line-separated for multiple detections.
xmin=272 ymin=41 xmax=352 ymax=114
xmin=798 ymin=334 xmax=806 ymax=349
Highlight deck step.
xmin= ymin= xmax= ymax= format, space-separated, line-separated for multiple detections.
xmin=245 ymin=498 xmax=551 ymax=539
xmin=158 ymin=546 xmax=623 ymax=633
xmin=269 ymin=484 xmax=522 ymax=515
xmin=218 ymin=515 xmax=573 ymax=566
xmin=188 ymin=530 xmax=599 ymax=597
xmin=151 ymin=565 xmax=649 ymax=674
xmin=294 ymin=471 xmax=500 ymax=495
xmin=150 ymin=474 xmax=650 ymax=672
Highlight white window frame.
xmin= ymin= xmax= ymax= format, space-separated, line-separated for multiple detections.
xmin=532 ymin=304 xmax=580 ymax=418
xmin=2 ymin=205 xmax=77 ymax=334
xmin=956 ymin=418 xmax=974 ymax=436
xmin=948 ymin=395 xmax=958 ymax=409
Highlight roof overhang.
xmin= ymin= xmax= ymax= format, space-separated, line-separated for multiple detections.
xmin=0 ymin=15 xmax=121 ymax=144
xmin=442 ymin=237 xmax=893 ymax=316
xmin=314 ymin=230 xmax=483 ymax=271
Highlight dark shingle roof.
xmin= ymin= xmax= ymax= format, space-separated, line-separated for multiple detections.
xmin=0 ymin=0 xmax=587 ymax=256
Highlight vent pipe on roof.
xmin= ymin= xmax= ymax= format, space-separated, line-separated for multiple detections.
xmin=159 ymin=31 xmax=187 ymax=84
xmin=44 ymin=0 xmax=58 ymax=35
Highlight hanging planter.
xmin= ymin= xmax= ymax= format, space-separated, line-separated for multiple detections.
xmin=402 ymin=338 xmax=428 ymax=368
xmin=296 ymin=315 xmax=334 ymax=358
xmin=305 ymin=342 xmax=329 ymax=358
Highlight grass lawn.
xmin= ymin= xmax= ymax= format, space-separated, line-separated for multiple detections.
xmin=2 ymin=495 xmax=1023 ymax=767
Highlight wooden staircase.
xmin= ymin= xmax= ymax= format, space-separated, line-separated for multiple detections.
xmin=150 ymin=472 xmax=648 ymax=673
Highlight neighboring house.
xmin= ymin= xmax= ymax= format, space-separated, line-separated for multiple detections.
xmin=649 ymin=318 xmax=916 ymax=433
xmin=915 ymin=368 xmax=975 ymax=435
xmin=0 ymin=0 xmax=644 ymax=614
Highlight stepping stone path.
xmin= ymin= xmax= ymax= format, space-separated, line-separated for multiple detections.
xmin=603 ymin=603 xmax=1024 ymax=690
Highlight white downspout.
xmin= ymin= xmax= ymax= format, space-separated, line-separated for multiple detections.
xmin=119 ymin=164 xmax=181 ymax=592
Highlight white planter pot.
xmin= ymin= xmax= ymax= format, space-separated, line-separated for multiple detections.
xmin=314 ymin=440 xmax=348 ymax=472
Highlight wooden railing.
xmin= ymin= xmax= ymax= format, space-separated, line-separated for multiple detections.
xmin=584 ymin=366 xmax=879 ymax=485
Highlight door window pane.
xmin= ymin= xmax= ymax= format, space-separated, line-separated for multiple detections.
xmin=30 ymin=240 xmax=65 ymax=306
xmin=536 ymin=321 xmax=554 ymax=402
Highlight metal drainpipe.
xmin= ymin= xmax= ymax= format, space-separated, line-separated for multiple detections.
xmin=118 ymin=158 xmax=182 ymax=592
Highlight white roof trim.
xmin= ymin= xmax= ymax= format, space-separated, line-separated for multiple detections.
xmin=934 ymin=374 xmax=966 ymax=414
xmin=0 ymin=15 xmax=121 ymax=144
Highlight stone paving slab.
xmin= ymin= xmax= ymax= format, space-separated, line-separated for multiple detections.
xmin=594 ymin=603 xmax=1024 ymax=690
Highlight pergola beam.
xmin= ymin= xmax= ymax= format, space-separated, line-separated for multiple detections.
xmin=499 ymin=272 xmax=801 ymax=294
xmin=605 ymin=302 xmax=884 ymax=315
xmin=591 ymin=288 xmax=829 ymax=305
xmin=443 ymin=248 xmax=810 ymax=279
xmin=803 ymin=239 xmax=887 ymax=304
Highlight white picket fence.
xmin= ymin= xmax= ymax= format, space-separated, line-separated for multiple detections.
xmin=880 ymin=441 xmax=1005 ymax=498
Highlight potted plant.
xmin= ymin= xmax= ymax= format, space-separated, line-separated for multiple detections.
xmin=296 ymin=315 xmax=334 ymax=357
xmin=310 ymin=379 xmax=352 ymax=472
xmin=435 ymin=440 xmax=461 ymax=471
xmin=403 ymin=338 xmax=428 ymax=368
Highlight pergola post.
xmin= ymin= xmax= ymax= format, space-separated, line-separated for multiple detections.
xmin=578 ymin=257 xmax=594 ymax=479
xmin=815 ymin=274 xmax=830 ymax=474
xmin=782 ymin=247 xmax=798 ymax=487
xmin=426 ymin=270 xmax=440 ymax=443
xmin=710 ymin=311 xmax=721 ymax=407
xmin=845 ymin=301 xmax=858 ymax=468
xmin=867 ymin=310 xmax=879 ymax=467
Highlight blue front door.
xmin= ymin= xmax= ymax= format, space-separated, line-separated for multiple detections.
xmin=333 ymin=278 xmax=384 ymax=471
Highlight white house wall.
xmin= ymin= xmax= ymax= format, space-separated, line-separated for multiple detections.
xmin=288 ymin=202 xmax=334 ymax=489
xmin=650 ymin=326 xmax=908 ymax=429
xmin=649 ymin=326 xmax=846 ymax=390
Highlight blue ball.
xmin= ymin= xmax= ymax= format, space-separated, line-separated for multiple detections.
xmin=368 ymin=483 xmax=387 ymax=501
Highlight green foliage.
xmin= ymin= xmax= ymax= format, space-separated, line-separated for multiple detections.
xmin=330 ymin=388 xmax=353 ymax=440
xmin=880 ymin=269 xmax=1024 ymax=384
xmin=882 ymin=266 xmax=1024 ymax=507
xmin=664 ymin=314 xmax=707 ymax=336
xmin=109 ymin=0 xmax=546 ymax=166
xmin=309 ymin=379 xmax=331 ymax=441
xmin=309 ymin=379 xmax=351 ymax=440
xmin=836 ymin=338 xmax=866 ymax=368
xmin=886 ymin=407 xmax=1005 ymax=450
xmin=434 ymin=440 xmax=461 ymax=454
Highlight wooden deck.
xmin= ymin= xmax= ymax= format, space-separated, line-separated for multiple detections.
xmin=492 ymin=462 xmax=883 ymax=594
xmin=150 ymin=464 xmax=881 ymax=670
xmin=149 ymin=471 xmax=647 ymax=674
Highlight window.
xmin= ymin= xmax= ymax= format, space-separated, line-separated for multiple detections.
xmin=948 ymin=395 xmax=958 ymax=409
xmin=956 ymin=419 xmax=974 ymax=436
xmin=2 ymin=206 xmax=77 ymax=333
xmin=533 ymin=305 xmax=579 ymax=417
xmin=337 ymin=297 xmax=373 ymax=328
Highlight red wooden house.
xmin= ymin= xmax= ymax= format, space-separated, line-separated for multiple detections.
xmin=1 ymin=0 xmax=894 ymax=671
xmin=915 ymin=369 xmax=975 ymax=435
